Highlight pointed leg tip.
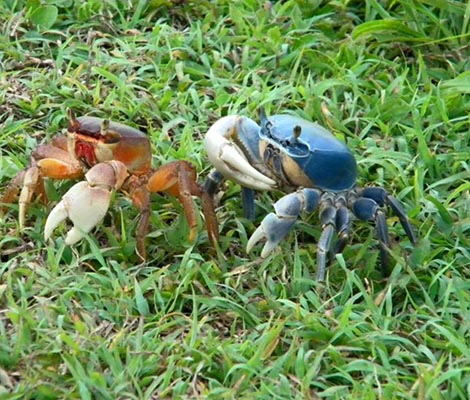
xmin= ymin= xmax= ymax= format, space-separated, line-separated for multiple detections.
xmin=208 ymin=231 xmax=219 ymax=248
xmin=19 ymin=203 xmax=27 ymax=229
xmin=315 ymin=252 xmax=327 ymax=282
xmin=188 ymin=228 xmax=197 ymax=243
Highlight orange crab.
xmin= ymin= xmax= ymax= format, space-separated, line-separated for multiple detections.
xmin=1 ymin=111 xmax=218 ymax=258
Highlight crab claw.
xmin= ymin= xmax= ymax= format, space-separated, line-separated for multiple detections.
xmin=204 ymin=115 xmax=276 ymax=191
xmin=44 ymin=181 xmax=112 ymax=244
xmin=247 ymin=189 xmax=321 ymax=257
xmin=44 ymin=161 xmax=129 ymax=245
xmin=247 ymin=213 xmax=298 ymax=258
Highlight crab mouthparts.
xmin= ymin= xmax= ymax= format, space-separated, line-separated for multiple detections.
xmin=74 ymin=140 xmax=97 ymax=166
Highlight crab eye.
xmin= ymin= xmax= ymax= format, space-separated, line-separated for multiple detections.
xmin=102 ymin=131 xmax=120 ymax=144
xmin=262 ymin=121 xmax=274 ymax=138
xmin=98 ymin=119 xmax=120 ymax=144
xmin=285 ymin=140 xmax=309 ymax=157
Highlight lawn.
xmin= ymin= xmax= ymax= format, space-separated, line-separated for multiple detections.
xmin=1 ymin=0 xmax=470 ymax=399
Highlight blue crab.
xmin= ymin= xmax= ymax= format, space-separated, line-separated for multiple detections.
xmin=203 ymin=109 xmax=416 ymax=281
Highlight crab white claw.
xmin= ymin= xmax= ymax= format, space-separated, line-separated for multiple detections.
xmin=204 ymin=115 xmax=276 ymax=191
xmin=44 ymin=161 xmax=129 ymax=245
xmin=246 ymin=189 xmax=321 ymax=258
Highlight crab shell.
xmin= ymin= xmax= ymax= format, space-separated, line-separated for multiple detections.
xmin=204 ymin=113 xmax=358 ymax=193
xmin=67 ymin=116 xmax=152 ymax=174
xmin=256 ymin=113 xmax=358 ymax=192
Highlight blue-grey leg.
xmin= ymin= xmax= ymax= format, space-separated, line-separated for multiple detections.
xmin=246 ymin=188 xmax=321 ymax=258
xmin=204 ymin=169 xmax=224 ymax=197
xmin=361 ymin=187 xmax=417 ymax=245
xmin=242 ymin=187 xmax=256 ymax=220
xmin=330 ymin=203 xmax=351 ymax=263
xmin=353 ymin=197 xmax=391 ymax=276
xmin=205 ymin=169 xmax=257 ymax=220
xmin=316 ymin=203 xmax=337 ymax=282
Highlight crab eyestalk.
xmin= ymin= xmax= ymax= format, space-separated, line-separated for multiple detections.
xmin=204 ymin=115 xmax=276 ymax=191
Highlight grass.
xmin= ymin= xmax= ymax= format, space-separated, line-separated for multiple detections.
xmin=1 ymin=0 xmax=470 ymax=398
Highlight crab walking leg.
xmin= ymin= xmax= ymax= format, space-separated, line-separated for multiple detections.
xmin=1 ymin=171 xmax=27 ymax=210
xmin=247 ymin=188 xmax=321 ymax=257
xmin=147 ymin=160 xmax=219 ymax=245
xmin=1 ymin=141 xmax=84 ymax=228
xmin=17 ymin=168 xmax=41 ymax=228
xmin=241 ymin=187 xmax=256 ymax=221
xmin=128 ymin=184 xmax=151 ymax=259
xmin=316 ymin=202 xmax=337 ymax=282
xmin=44 ymin=161 xmax=129 ymax=245
xmin=204 ymin=169 xmax=224 ymax=198
xmin=1 ymin=169 xmax=44 ymax=228
xmin=330 ymin=203 xmax=351 ymax=262
xmin=204 ymin=169 xmax=257 ymax=221
xmin=360 ymin=187 xmax=417 ymax=245
xmin=352 ymin=197 xmax=392 ymax=276
xmin=199 ymin=187 xmax=219 ymax=245
xmin=147 ymin=161 xmax=198 ymax=242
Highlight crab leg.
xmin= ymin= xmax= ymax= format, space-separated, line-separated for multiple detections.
xmin=127 ymin=183 xmax=151 ymax=259
xmin=316 ymin=202 xmax=337 ymax=282
xmin=241 ymin=187 xmax=256 ymax=220
xmin=17 ymin=167 xmax=42 ymax=228
xmin=352 ymin=197 xmax=392 ymax=276
xmin=1 ymin=139 xmax=84 ymax=228
xmin=1 ymin=168 xmax=43 ymax=228
xmin=360 ymin=187 xmax=417 ymax=245
xmin=146 ymin=161 xmax=219 ymax=247
xmin=204 ymin=169 xmax=257 ymax=221
xmin=330 ymin=203 xmax=351 ymax=261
